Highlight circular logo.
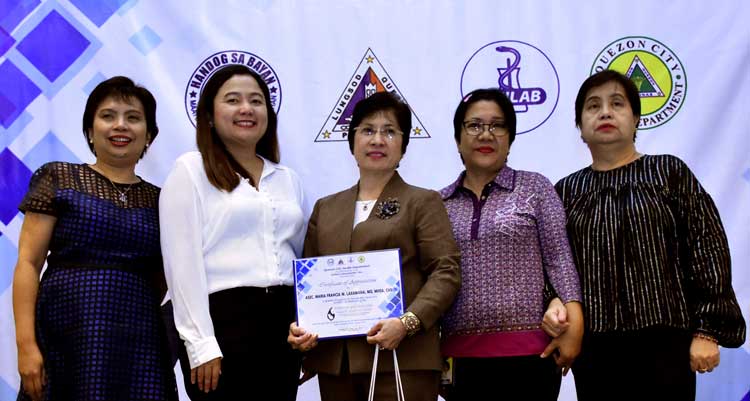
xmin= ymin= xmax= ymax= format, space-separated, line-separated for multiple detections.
xmin=461 ymin=40 xmax=560 ymax=135
xmin=591 ymin=37 xmax=686 ymax=129
xmin=184 ymin=50 xmax=282 ymax=127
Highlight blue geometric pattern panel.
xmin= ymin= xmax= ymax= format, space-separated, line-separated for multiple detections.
xmin=83 ymin=72 xmax=107 ymax=95
xmin=378 ymin=278 xmax=402 ymax=318
xmin=0 ymin=374 xmax=16 ymax=401
xmin=0 ymin=234 xmax=17 ymax=293
xmin=0 ymin=148 xmax=32 ymax=224
xmin=294 ymin=259 xmax=316 ymax=294
xmin=129 ymin=25 xmax=161 ymax=55
xmin=22 ymin=131 xmax=82 ymax=172
xmin=0 ymin=27 xmax=14 ymax=56
xmin=0 ymin=0 xmax=41 ymax=32
xmin=16 ymin=10 xmax=91 ymax=82
xmin=68 ymin=0 xmax=131 ymax=27
xmin=0 ymin=60 xmax=41 ymax=128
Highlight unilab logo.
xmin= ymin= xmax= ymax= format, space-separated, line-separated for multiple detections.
xmin=184 ymin=50 xmax=281 ymax=127
xmin=461 ymin=40 xmax=560 ymax=135
xmin=316 ymin=48 xmax=429 ymax=142
xmin=591 ymin=37 xmax=686 ymax=129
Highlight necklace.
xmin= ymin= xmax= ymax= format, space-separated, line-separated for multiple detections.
xmin=90 ymin=164 xmax=138 ymax=204
xmin=107 ymin=177 xmax=134 ymax=204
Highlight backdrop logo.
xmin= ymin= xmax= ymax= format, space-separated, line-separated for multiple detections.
xmin=461 ymin=40 xmax=560 ymax=135
xmin=316 ymin=48 xmax=429 ymax=142
xmin=184 ymin=50 xmax=282 ymax=127
xmin=591 ymin=36 xmax=686 ymax=129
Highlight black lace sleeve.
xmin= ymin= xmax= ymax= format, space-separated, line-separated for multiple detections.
xmin=18 ymin=162 xmax=60 ymax=216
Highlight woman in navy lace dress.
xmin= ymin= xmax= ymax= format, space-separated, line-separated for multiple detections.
xmin=12 ymin=76 xmax=177 ymax=401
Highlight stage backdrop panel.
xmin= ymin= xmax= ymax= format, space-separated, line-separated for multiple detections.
xmin=1 ymin=1 xmax=748 ymax=400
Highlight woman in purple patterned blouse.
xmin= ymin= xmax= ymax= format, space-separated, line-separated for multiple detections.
xmin=439 ymin=88 xmax=583 ymax=400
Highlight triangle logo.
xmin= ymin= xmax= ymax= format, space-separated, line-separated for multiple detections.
xmin=626 ymin=55 xmax=665 ymax=98
xmin=315 ymin=48 xmax=430 ymax=142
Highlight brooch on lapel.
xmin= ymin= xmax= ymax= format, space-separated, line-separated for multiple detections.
xmin=375 ymin=198 xmax=400 ymax=220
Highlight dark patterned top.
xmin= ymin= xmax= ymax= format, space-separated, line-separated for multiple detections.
xmin=17 ymin=162 xmax=176 ymax=401
xmin=20 ymin=162 xmax=162 ymax=278
xmin=555 ymin=154 xmax=746 ymax=347
xmin=440 ymin=166 xmax=581 ymax=357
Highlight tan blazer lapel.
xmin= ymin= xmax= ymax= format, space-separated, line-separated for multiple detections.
xmin=326 ymin=184 xmax=358 ymax=254
xmin=351 ymin=172 xmax=406 ymax=251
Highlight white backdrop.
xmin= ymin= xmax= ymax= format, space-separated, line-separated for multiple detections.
xmin=0 ymin=1 xmax=748 ymax=400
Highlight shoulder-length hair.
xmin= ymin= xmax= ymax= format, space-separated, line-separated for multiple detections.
xmin=195 ymin=64 xmax=279 ymax=191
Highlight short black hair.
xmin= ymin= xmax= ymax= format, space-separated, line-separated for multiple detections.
xmin=575 ymin=69 xmax=641 ymax=129
xmin=347 ymin=92 xmax=411 ymax=154
xmin=82 ymin=76 xmax=158 ymax=158
xmin=453 ymin=88 xmax=516 ymax=146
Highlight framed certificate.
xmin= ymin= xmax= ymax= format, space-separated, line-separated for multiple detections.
xmin=293 ymin=249 xmax=404 ymax=340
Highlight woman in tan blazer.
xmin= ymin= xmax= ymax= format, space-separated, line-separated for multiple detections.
xmin=288 ymin=92 xmax=461 ymax=401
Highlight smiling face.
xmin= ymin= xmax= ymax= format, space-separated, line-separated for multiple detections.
xmin=212 ymin=74 xmax=268 ymax=151
xmin=353 ymin=110 xmax=404 ymax=175
xmin=457 ymin=100 xmax=510 ymax=175
xmin=580 ymin=81 xmax=639 ymax=147
xmin=88 ymin=96 xmax=149 ymax=168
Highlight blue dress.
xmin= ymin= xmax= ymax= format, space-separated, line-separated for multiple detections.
xmin=18 ymin=162 xmax=177 ymax=401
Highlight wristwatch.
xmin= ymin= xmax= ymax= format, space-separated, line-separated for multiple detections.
xmin=399 ymin=311 xmax=421 ymax=336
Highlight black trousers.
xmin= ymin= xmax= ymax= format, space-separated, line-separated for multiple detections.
xmin=450 ymin=355 xmax=561 ymax=401
xmin=572 ymin=327 xmax=695 ymax=401
xmin=176 ymin=286 xmax=301 ymax=401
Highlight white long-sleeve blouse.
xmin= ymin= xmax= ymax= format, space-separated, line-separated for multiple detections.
xmin=159 ymin=151 xmax=306 ymax=368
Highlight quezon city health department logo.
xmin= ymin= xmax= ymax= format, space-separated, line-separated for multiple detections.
xmin=461 ymin=40 xmax=560 ymax=135
xmin=316 ymin=48 xmax=429 ymax=142
xmin=591 ymin=37 xmax=686 ymax=130
xmin=184 ymin=50 xmax=281 ymax=127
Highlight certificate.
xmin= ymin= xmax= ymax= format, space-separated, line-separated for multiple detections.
xmin=293 ymin=249 xmax=404 ymax=339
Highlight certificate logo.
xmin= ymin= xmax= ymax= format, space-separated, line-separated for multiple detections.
xmin=327 ymin=307 xmax=336 ymax=321
xmin=185 ymin=50 xmax=282 ymax=127
xmin=591 ymin=37 xmax=686 ymax=129
xmin=327 ymin=258 xmax=334 ymax=266
xmin=358 ymin=256 xmax=365 ymax=263
xmin=316 ymin=48 xmax=429 ymax=142
xmin=461 ymin=40 xmax=560 ymax=135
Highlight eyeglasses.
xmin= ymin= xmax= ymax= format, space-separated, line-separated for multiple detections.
xmin=462 ymin=121 xmax=508 ymax=137
xmin=354 ymin=126 xmax=404 ymax=140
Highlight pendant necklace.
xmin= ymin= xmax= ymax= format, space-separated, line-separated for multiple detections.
xmin=107 ymin=177 xmax=134 ymax=204
xmin=90 ymin=164 xmax=136 ymax=204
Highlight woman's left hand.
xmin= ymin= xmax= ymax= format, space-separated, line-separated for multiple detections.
xmin=690 ymin=336 xmax=720 ymax=373
xmin=366 ymin=318 xmax=407 ymax=350
xmin=541 ymin=297 xmax=569 ymax=338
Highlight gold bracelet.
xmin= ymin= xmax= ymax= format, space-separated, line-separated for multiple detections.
xmin=693 ymin=332 xmax=718 ymax=344
xmin=399 ymin=312 xmax=421 ymax=337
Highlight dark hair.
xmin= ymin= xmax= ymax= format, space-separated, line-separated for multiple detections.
xmin=195 ymin=64 xmax=279 ymax=191
xmin=347 ymin=91 xmax=411 ymax=154
xmin=82 ymin=76 xmax=158 ymax=158
xmin=575 ymin=70 xmax=641 ymax=136
xmin=453 ymin=88 xmax=516 ymax=146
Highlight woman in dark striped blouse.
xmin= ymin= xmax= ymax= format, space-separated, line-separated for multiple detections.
xmin=553 ymin=70 xmax=745 ymax=401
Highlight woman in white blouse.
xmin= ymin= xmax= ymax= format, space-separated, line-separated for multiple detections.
xmin=160 ymin=65 xmax=306 ymax=400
